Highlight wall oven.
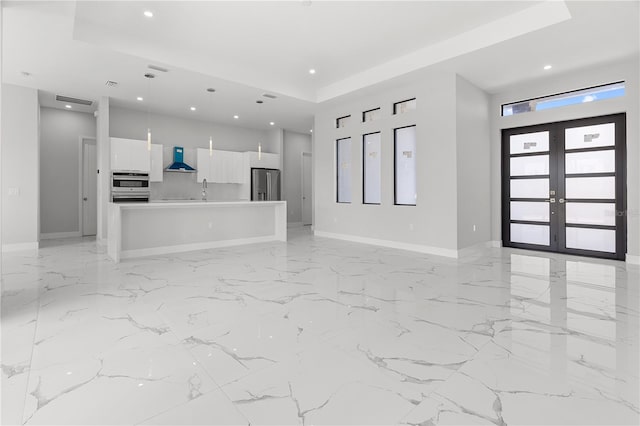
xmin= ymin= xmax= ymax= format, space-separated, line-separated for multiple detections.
xmin=111 ymin=172 xmax=150 ymax=202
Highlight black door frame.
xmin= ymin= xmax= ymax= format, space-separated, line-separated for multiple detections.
xmin=502 ymin=113 xmax=626 ymax=261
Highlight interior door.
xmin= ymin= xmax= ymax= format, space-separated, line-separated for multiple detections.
xmin=502 ymin=114 xmax=625 ymax=260
xmin=302 ymin=152 xmax=312 ymax=225
xmin=82 ymin=138 xmax=97 ymax=236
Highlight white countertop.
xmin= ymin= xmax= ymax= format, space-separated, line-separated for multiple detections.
xmin=111 ymin=200 xmax=285 ymax=209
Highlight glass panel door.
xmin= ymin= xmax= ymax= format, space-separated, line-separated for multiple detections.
xmin=559 ymin=119 xmax=623 ymax=257
xmin=502 ymin=114 xmax=625 ymax=260
xmin=504 ymin=129 xmax=555 ymax=250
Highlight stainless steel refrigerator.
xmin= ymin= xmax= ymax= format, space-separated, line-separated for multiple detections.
xmin=251 ymin=168 xmax=281 ymax=201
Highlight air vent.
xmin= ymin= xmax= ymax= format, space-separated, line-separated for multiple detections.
xmin=55 ymin=95 xmax=93 ymax=106
xmin=148 ymin=64 xmax=169 ymax=73
xmin=263 ymin=93 xmax=277 ymax=99
xmin=105 ymin=80 xmax=119 ymax=87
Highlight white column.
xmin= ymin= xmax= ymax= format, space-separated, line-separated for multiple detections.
xmin=96 ymin=96 xmax=110 ymax=241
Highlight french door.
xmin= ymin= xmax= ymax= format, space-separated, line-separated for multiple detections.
xmin=502 ymin=114 xmax=626 ymax=260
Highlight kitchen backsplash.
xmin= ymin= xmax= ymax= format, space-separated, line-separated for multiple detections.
xmin=150 ymin=172 xmax=246 ymax=201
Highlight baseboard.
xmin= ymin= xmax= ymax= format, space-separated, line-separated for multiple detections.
xmin=457 ymin=241 xmax=495 ymax=258
xmin=287 ymin=222 xmax=303 ymax=228
xmin=2 ymin=242 xmax=39 ymax=252
xmin=40 ymin=231 xmax=82 ymax=240
xmin=120 ymin=235 xmax=280 ymax=260
xmin=313 ymin=230 xmax=459 ymax=258
xmin=626 ymin=254 xmax=640 ymax=265
xmin=489 ymin=240 xmax=502 ymax=248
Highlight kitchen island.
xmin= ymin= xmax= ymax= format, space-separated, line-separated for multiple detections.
xmin=107 ymin=200 xmax=286 ymax=262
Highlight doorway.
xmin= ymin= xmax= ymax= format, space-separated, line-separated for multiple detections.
xmin=502 ymin=114 xmax=626 ymax=260
xmin=302 ymin=152 xmax=312 ymax=226
xmin=81 ymin=137 xmax=97 ymax=236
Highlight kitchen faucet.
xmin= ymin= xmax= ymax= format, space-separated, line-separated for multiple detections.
xmin=202 ymin=178 xmax=207 ymax=201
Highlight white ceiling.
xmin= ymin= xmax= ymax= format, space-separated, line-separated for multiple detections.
xmin=2 ymin=1 xmax=638 ymax=134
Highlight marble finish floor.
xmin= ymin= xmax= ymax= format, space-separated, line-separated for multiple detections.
xmin=1 ymin=228 xmax=638 ymax=425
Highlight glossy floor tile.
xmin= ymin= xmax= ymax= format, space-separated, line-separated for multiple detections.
xmin=1 ymin=228 xmax=638 ymax=425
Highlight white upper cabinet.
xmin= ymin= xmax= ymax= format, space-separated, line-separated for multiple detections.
xmin=248 ymin=151 xmax=280 ymax=170
xmin=196 ymin=148 xmax=245 ymax=183
xmin=150 ymin=144 xmax=163 ymax=182
xmin=110 ymin=137 xmax=151 ymax=172
xmin=196 ymin=148 xmax=211 ymax=183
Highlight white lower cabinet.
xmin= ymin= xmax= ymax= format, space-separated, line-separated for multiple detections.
xmin=110 ymin=137 xmax=151 ymax=172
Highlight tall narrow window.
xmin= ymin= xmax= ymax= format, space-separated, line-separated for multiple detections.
xmin=362 ymin=108 xmax=381 ymax=123
xmin=393 ymin=98 xmax=416 ymax=115
xmin=394 ymin=125 xmax=416 ymax=206
xmin=363 ymin=132 xmax=381 ymax=204
xmin=336 ymin=137 xmax=352 ymax=203
xmin=336 ymin=115 xmax=351 ymax=128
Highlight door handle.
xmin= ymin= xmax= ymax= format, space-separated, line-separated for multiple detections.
xmin=559 ymin=198 xmax=565 ymax=204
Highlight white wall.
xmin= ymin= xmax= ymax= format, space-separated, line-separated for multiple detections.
xmin=1 ymin=84 xmax=39 ymax=251
xmin=0 ymin=3 xmax=3 ymax=272
xmin=283 ymin=130 xmax=312 ymax=224
xmin=456 ymin=75 xmax=491 ymax=249
xmin=109 ymin=106 xmax=277 ymax=201
xmin=314 ymin=70 xmax=461 ymax=256
xmin=489 ymin=56 xmax=640 ymax=261
xmin=39 ymin=107 xmax=96 ymax=236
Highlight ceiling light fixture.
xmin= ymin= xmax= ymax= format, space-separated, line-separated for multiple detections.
xmin=310 ymin=129 xmax=313 ymax=133
xmin=309 ymin=69 xmax=316 ymax=75
xmin=544 ymin=65 xmax=552 ymax=70
xmin=256 ymin=100 xmax=264 ymax=160
xmin=269 ymin=122 xmax=275 ymax=126
xmin=207 ymin=88 xmax=216 ymax=157
xmin=65 ymin=104 xmax=72 ymax=109
xmin=233 ymin=115 xmax=239 ymax=119
xmin=144 ymin=73 xmax=155 ymax=151
xmin=144 ymin=10 xmax=153 ymax=18
xmin=137 ymin=96 xmax=143 ymax=101
xmin=190 ymin=106 xmax=196 ymax=111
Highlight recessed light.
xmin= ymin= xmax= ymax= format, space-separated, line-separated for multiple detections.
xmin=144 ymin=10 xmax=153 ymax=18
xmin=309 ymin=69 xmax=316 ymax=75
xmin=310 ymin=129 xmax=313 ymax=133
xmin=190 ymin=106 xmax=196 ymax=111
xmin=544 ymin=65 xmax=552 ymax=70
xmin=65 ymin=105 xmax=72 ymax=109
xmin=136 ymin=96 xmax=143 ymax=101
xmin=233 ymin=115 xmax=239 ymax=119
xmin=269 ymin=122 xmax=275 ymax=126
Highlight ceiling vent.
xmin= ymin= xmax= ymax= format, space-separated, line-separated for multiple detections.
xmin=148 ymin=64 xmax=169 ymax=73
xmin=105 ymin=80 xmax=118 ymax=87
xmin=263 ymin=93 xmax=277 ymax=99
xmin=55 ymin=95 xmax=93 ymax=106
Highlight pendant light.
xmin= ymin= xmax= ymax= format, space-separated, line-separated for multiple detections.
xmin=256 ymin=100 xmax=263 ymax=160
xmin=144 ymin=73 xmax=155 ymax=151
xmin=207 ymin=88 xmax=215 ymax=156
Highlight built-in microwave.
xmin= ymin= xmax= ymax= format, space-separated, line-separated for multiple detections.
xmin=112 ymin=172 xmax=150 ymax=189
xmin=111 ymin=172 xmax=150 ymax=202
